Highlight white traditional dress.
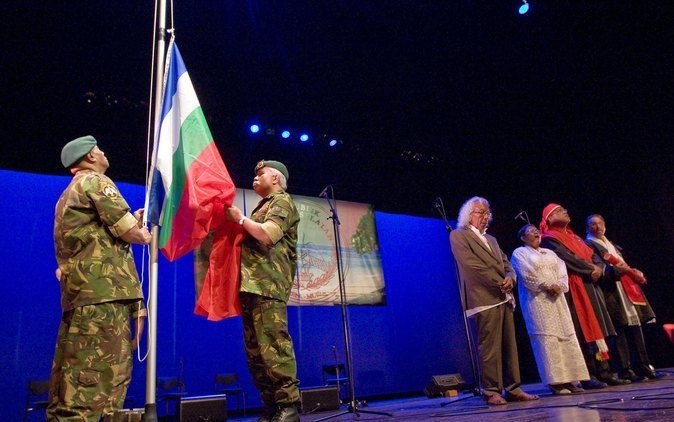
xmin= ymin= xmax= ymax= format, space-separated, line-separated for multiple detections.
xmin=511 ymin=245 xmax=589 ymax=385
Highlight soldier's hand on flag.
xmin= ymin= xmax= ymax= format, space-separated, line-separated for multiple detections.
xmin=133 ymin=208 xmax=145 ymax=223
xmin=122 ymin=225 xmax=152 ymax=245
xmin=226 ymin=206 xmax=243 ymax=222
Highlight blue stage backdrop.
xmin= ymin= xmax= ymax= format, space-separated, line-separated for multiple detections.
xmin=0 ymin=170 xmax=470 ymax=420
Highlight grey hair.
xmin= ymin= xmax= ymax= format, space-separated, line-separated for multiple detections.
xmin=268 ymin=167 xmax=288 ymax=190
xmin=457 ymin=196 xmax=492 ymax=229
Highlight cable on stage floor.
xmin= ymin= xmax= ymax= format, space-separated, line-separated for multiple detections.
xmin=631 ymin=391 xmax=674 ymax=401
xmin=577 ymin=399 xmax=674 ymax=411
xmin=576 ymin=387 xmax=674 ymax=411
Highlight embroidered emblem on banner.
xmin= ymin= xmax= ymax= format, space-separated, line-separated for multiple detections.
xmin=291 ymin=201 xmax=339 ymax=304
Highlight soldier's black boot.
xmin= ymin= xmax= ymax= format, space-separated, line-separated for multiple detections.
xmin=257 ymin=406 xmax=276 ymax=422
xmin=271 ymin=404 xmax=300 ymax=422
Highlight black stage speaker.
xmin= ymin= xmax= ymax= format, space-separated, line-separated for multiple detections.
xmin=104 ymin=409 xmax=143 ymax=422
xmin=300 ymin=386 xmax=340 ymax=413
xmin=423 ymin=373 xmax=466 ymax=398
xmin=179 ymin=394 xmax=227 ymax=422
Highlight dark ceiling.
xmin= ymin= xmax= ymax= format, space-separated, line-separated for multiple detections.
xmin=2 ymin=1 xmax=673 ymax=219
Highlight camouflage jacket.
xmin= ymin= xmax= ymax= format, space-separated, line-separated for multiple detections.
xmin=240 ymin=190 xmax=300 ymax=302
xmin=54 ymin=170 xmax=144 ymax=312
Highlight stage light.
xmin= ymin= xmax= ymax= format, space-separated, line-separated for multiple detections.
xmin=249 ymin=124 xmax=260 ymax=134
xmin=281 ymin=130 xmax=291 ymax=139
xmin=300 ymin=134 xmax=309 ymax=142
xmin=326 ymin=137 xmax=344 ymax=149
xmin=519 ymin=0 xmax=529 ymax=14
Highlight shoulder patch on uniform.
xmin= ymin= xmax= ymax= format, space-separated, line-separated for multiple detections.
xmin=269 ymin=206 xmax=289 ymax=219
xmin=101 ymin=182 xmax=119 ymax=199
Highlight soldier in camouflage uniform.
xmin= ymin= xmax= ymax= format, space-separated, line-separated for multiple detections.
xmin=226 ymin=160 xmax=301 ymax=422
xmin=47 ymin=135 xmax=152 ymax=421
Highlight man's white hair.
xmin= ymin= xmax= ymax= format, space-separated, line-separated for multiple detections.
xmin=457 ymin=196 xmax=492 ymax=229
xmin=268 ymin=167 xmax=287 ymax=190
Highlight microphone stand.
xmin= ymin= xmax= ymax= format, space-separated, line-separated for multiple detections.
xmin=434 ymin=198 xmax=482 ymax=404
xmin=331 ymin=346 xmax=342 ymax=399
xmin=314 ymin=186 xmax=393 ymax=421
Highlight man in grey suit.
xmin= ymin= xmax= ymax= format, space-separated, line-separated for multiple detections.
xmin=450 ymin=196 xmax=538 ymax=405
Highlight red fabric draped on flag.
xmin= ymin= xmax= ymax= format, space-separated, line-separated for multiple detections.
xmin=194 ymin=221 xmax=245 ymax=320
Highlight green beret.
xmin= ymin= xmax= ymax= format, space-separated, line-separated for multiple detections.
xmin=61 ymin=135 xmax=97 ymax=168
xmin=255 ymin=160 xmax=289 ymax=181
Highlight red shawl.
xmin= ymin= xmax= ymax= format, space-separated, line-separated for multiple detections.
xmin=600 ymin=252 xmax=648 ymax=305
xmin=542 ymin=226 xmax=608 ymax=359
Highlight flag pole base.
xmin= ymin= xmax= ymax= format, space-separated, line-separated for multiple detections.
xmin=142 ymin=403 xmax=157 ymax=422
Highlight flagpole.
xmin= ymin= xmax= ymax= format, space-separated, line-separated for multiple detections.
xmin=144 ymin=0 xmax=168 ymax=420
xmin=144 ymin=227 xmax=160 ymax=421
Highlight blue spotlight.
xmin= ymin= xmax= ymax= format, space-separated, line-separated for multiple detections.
xmin=249 ymin=124 xmax=260 ymax=133
xmin=519 ymin=0 xmax=529 ymax=14
xmin=329 ymin=139 xmax=338 ymax=147
xmin=300 ymin=134 xmax=309 ymax=142
xmin=281 ymin=130 xmax=291 ymax=139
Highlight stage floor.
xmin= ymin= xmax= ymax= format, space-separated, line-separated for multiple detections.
xmin=231 ymin=369 xmax=674 ymax=421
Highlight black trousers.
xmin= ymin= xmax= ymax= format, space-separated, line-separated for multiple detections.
xmin=611 ymin=324 xmax=650 ymax=372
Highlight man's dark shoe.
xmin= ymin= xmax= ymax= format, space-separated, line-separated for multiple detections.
xmin=271 ymin=404 xmax=300 ymax=422
xmin=598 ymin=374 xmax=631 ymax=386
xmin=648 ymin=371 xmax=667 ymax=379
xmin=619 ymin=369 xmax=646 ymax=383
xmin=636 ymin=365 xmax=666 ymax=380
xmin=257 ymin=406 xmax=276 ymax=422
xmin=581 ymin=378 xmax=607 ymax=390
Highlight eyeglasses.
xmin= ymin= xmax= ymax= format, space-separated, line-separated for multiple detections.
xmin=472 ymin=209 xmax=492 ymax=217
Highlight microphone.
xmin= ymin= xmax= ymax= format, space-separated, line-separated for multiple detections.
xmin=514 ymin=210 xmax=530 ymax=223
xmin=319 ymin=185 xmax=330 ymax=198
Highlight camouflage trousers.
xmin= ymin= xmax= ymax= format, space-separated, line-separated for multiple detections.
xmin=47 ymin=301 xmax=135 ymax=421
xmin=240 ymin=292 xmax=300 ymax=407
